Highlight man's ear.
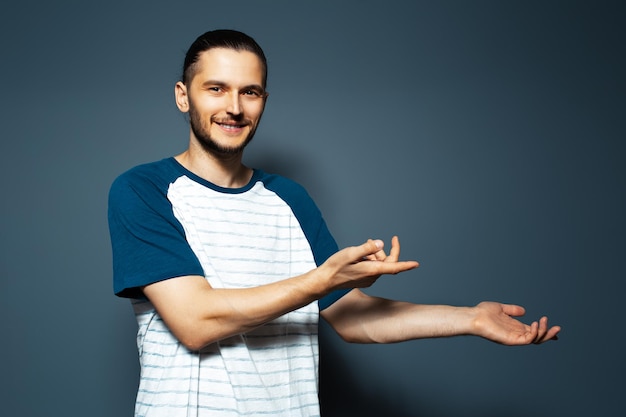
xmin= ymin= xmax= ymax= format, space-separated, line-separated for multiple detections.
xmin=175 ymin=81 xmax=189 ymax=112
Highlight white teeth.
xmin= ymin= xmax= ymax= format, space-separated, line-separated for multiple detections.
xmin=219 ymin=123 xmax=242 ymax=130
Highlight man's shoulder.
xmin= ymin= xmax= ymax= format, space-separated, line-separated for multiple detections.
xmin=112 ymin=157 xmax=181 ymax=188
xmin=109 ymin=157 xmax=184 ymax=204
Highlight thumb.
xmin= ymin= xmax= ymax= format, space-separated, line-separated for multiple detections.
xmin=327 ymin=239 xmax=384 ymax=268
xmin=500 ymin=303 xmax=526 ymax=317
xmin=358 ymin=239 xmax=384 ymax=259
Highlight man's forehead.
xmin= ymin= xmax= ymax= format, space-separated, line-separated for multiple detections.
xmin=194 ymin=48 xmax=264 ymax=78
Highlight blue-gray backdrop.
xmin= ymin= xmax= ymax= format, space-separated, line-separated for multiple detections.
xmin=1 ymin=1 xmax=624 ymax=416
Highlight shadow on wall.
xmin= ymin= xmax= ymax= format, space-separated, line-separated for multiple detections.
xmin=243 ymin=139 xmax=328 ymax=203
xmin=318 ymin=323 xmax=532 ymax=417
xmin=319 ymin=333 xmax=416 ymax=417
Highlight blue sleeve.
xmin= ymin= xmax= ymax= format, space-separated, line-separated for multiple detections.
xmin=107 ymin=164 xmax=204 ymax=298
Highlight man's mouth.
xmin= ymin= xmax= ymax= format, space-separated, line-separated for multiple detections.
xmin=215 ymin=120 xmax=248 ymax=131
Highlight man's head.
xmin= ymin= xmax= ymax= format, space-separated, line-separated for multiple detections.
xmin=175 ymin=30 xmax=268 ymax=156
xmin=182 ymin=29 xmax=267 ymax=88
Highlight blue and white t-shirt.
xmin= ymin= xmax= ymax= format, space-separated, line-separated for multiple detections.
xmin=108 ymin=157 xmax=347 ymax=417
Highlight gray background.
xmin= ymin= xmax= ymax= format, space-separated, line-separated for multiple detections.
xmin=1 ymin=1 xmax=624 ymax=416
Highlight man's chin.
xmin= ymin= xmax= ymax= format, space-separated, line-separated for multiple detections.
xmin=198 ymin=136 xmax=253 ymax=156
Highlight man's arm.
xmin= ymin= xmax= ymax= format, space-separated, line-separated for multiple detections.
xmin=143 ymin=238 xmax=419 ymax=350
xmin=321 ymin=289 xmax=560 ymax=345
xmin=321 ymin=236 xmax=560 ymax=345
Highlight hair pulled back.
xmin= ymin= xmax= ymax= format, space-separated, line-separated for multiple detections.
xmin=182 ymin=29 xmax=267 ymax=87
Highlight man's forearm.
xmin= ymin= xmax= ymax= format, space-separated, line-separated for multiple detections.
xmin=323 ymin=290 xmax=560 ymax=345
xmin=323 ymin=290 xmax=474 ymax=344
xmin=144 ymin=270 xmax=330 ymax=351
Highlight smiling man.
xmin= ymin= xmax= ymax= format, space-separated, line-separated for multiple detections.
xmin=108 ymin=29 xmax=560 ymax=417
xmin=180 ymin=47 xmax=266 ymax=156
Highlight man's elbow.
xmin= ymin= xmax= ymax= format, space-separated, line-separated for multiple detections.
xmin=174 ymin=320 xmax=245 ymax=351
xmin=169 ymin=322 xmax=220 ymax=351
xmin=179 ymin=336 xmax=207 ymax=351
xmin=333 ymin=325 xmax=378 ymax=344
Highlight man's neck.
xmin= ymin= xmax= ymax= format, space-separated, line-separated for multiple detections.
xmin=175 ymin=147 xmax=253 ymax=189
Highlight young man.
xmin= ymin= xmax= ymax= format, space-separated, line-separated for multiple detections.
xmin=108 ymin=29 xmax=560 ymax=417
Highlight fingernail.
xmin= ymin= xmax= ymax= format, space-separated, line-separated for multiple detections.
xmin=374 ymin=240 xmax=383 ymax=249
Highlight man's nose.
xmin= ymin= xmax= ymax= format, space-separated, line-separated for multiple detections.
xmin=226 ymin=92 xmax=242 ymax=115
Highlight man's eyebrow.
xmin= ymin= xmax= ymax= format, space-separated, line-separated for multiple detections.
xmin=200 ymin=80 xmax=227 ymax=88
xmin=242 ymin=84 xmax=266 ymax=92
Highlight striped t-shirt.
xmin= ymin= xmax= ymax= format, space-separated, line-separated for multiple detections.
xmin=108 ymin=157 xmax=348 ymax=417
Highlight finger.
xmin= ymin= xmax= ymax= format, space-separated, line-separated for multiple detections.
xmin=386 ymin=235 xmax=400 ymax=262
xmin=526 ymin=320 xmax=539 ymax=343
xmin=327 ymin=240 xmax=383 ymax=270
xmin=536 ymin=322 xmax=561 ymax=344
xmin=369 ymin=239 xmax=388 ymax=261
xmin=360 ymin=239 xmax=386 ymax=262
xmin=534 ymin=316 xmax=549 ymax=343
xmin=544 ymin=326 xmax=561 ymax=342
xmin=372 ymin=260 xmax=420 ymax=275
xmin=352 ymin=239 xmax=385 ymax=263
xmin=500 ymin=303 xmax=526 ymax=318
xmin=347 ymin=239 xmax=418 ymax=273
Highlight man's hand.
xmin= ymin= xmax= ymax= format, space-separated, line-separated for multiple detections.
xmin=471 ymin=301 xmax=561 ymax=345
xmin=319 ymin=236 xmax=419 ymax=290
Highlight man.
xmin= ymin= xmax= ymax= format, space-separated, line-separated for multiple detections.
xmin=108 ymin=29 xmax=560 ymax=417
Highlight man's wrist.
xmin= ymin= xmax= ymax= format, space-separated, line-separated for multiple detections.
xmin=302 ymin=265 xmax=334 ymax=300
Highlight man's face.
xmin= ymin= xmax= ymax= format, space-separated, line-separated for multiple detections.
xmin=179 ymin=48 xmax=267 ymax=155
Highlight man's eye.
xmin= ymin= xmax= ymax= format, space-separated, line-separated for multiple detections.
xmin=243 ymin=89 xmax=260 ymax=97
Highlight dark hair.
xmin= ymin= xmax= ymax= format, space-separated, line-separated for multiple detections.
xmin=181 ymin=29 xmax=267 ymax=87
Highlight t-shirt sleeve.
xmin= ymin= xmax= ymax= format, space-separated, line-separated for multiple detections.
xmin=108 ymin=167 xmax=204 ymax=298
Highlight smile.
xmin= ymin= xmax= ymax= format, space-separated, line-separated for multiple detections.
xmin=216 ymin=122 xmax=246 ymax=132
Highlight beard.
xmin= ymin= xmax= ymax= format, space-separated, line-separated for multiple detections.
xmin=188 ymin=105 xmax=257 ymax=156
